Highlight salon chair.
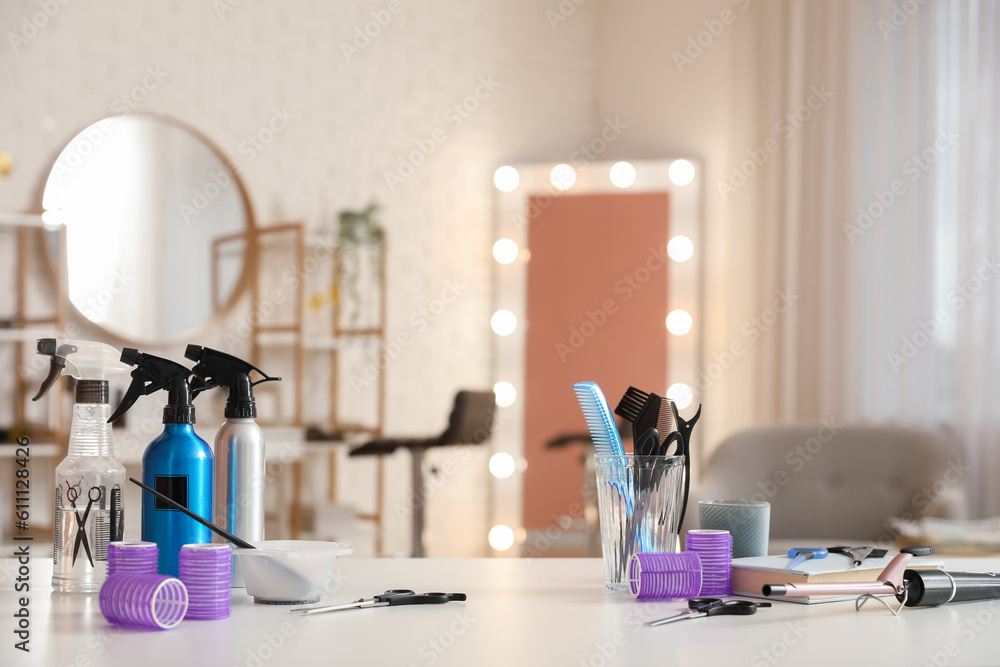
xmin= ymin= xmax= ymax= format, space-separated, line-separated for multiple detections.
xmin=350 ymin=390 xmax=496 ymax=557
xmin=689 ymin=424 xmax=968 ymax=543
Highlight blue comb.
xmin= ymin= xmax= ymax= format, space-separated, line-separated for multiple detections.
xmin=572 ymin=381 xmax=625 ymax=457
xmin=573 ymin=381 xmax=648 ymax=550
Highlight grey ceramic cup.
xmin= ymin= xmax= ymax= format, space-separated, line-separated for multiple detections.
xmin=698 ymin=500 xmax=770 ymax=558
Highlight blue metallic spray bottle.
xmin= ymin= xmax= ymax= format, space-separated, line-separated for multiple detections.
xmin=109 ymin=349 xmax=213 ymax=577
xmin=141 ymin=378 xmax=213 ymax=576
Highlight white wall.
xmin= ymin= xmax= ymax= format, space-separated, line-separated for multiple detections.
xmin=0 ymin=0 xmax=600 ymax=556
xmin=596 ymin=0 xmax=741 ymax=470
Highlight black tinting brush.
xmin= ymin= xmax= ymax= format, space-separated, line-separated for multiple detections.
xmin=614 ymin=387 xmax=662 ymax=455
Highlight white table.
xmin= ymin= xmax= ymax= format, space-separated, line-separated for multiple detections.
xmin=3 ymin=556 xmax=1000 ymax=666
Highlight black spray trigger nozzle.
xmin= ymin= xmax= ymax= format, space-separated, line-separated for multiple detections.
xmin=32 ymin=354 xmax=67 ymax=401
xmin=120 ymin=347 xmax=142 ymax=366
xmin=183 ymin=345 xmax=281 ymax=392
xmin=108 ymin=349 xmax=208 ymax=423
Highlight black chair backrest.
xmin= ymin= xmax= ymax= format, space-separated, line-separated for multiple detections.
xmin=440 ymin=391 xmax=496 ymax=445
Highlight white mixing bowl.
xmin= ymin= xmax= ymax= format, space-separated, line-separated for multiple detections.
xmin=234 ymin=540 xmax=354 ymax=604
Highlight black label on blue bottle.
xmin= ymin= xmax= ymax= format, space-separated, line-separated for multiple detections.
xmin=154 ymin=475 xmax=188 ymax=511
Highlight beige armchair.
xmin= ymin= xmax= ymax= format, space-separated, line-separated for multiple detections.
xmin=689 ymin=424 xmax=968 ymax=541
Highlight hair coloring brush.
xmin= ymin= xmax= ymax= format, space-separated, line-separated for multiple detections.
xmin=614 ymin=387 xmax=662 ymax=455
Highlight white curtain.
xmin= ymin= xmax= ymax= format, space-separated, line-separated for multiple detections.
xmin=721 ymin=0 xmax=1000 ymax=515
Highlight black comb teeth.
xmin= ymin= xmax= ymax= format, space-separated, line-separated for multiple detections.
xmin=614 ymin=386 xmax=649 ymax=422
xmin=657 ymin=400 xmax=676 ymax=446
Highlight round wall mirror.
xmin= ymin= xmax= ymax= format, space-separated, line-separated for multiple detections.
xmin=42 ymin=114 xmax=254 ymax=344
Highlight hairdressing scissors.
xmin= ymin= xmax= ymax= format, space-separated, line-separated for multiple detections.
xmin=72 ymin=486 xmax=102 ymax=567
xmin=648 ymin=597 xmax=771 ymax=627
xmin=291 ymin=589 xmax=467 ymax=616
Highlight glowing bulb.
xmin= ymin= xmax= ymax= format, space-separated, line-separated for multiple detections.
xmin=550 ymin=164 xmax=576 ymax=190
xmin=491 ymin=310 xmax=517 ymax=336
xmin=489 ymin=453 xmax=516 ymax=479
xmin=492 ymin=239 xmax=519 ymax=265
xmin=667 ymin=236 xmax=694 ymax=262
xmin=666 ymin=309 xmax=692 ymax=335
xmin=493 ymin=381 xmax=516 ymax=407
xmin=609 ymin=161 xmax=636 ymax=188
xmin=669 ymin=159 xmax=695 ymax=186
xmin=493 ymin=166 xmax=520 ymax=192
xmin=489 ymin=525 xmax=515 ymax=551
xmin=667 ymin=383 xmax=693 ymax=409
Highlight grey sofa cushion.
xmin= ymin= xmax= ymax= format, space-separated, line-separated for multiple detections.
xmin=689 ymin=423 xmax=968 ymax=541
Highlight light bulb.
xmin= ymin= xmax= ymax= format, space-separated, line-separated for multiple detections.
xmin=609 ymin=161 xmax=636 ymax=188
xmin=550 ymin=164 xmax=576 ymax=191
xmin=492 ymin=239 xmax=519 ymax=265
xmin=667 ymin=236 xmax=694 ymax=262
xmin=493 ymin=381 xmax=516 ymax=407
xmin=489 ymin=453 xmax=516 ymax=479
xmin=669 ymin=159 xmax=695 ymax=186
xmin=489 ymin=525 xmax=515 ymax=551
xmin=493 ymin=166 xmax=520 ymax=192
xmin=667 ymin=383 xmax=693 ymax=409
xmin=491 ymin=310 xmax=517 ymax=336
xmin=666 ymin=310 xmax=692 ymax=336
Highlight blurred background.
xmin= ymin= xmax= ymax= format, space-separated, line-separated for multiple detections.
xmin=1 ymin=0 xmax=998 ymax=558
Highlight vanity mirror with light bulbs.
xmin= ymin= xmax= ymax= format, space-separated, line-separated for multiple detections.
xmin=488 ymin=159 xmax=703 ymax=556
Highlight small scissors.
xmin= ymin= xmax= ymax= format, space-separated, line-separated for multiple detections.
xmin=648 ymin=597 xmax=771 ymax=627
xmin=291 ymin=589 xmax=467 ymax=616
xmin=72 ymin=486 xmax=102 ymax=567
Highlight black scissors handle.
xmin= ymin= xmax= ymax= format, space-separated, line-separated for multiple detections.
xmin=66 ymin=478 xmax=82 ymax=506
xmin=375 ymin=590 xmax=468 ymax=606
xmin=689 ymin=597 xmax=771 ymax=617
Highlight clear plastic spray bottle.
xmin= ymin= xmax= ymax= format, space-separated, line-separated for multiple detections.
xmin=32 ymin=339 xmax=130 ymax=593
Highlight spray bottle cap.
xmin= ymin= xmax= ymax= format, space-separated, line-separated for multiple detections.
xmin=162 ymin=377 xmax=196 ymax=424
xmin=225 ymin=372 xmax=256 ymax=419
xmin=32 ymin=339 xmax=131 ymax=404
xmin=108 ymin=349 xmax=210 ymax=423
xmin=183 ymin=345 xmax=280 ymax=418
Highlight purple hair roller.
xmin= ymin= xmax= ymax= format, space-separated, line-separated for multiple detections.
xmin=108 ymin=541 xmax=159 ymax=576
xmin=179 ymin=543 xmax=232 ymax=620
xmin=99 ymin=573 xmax=188 ymax=629
xmin=629 ymin=552 xmax=703 ymax=600
xmin=686 ymin=529 xmax=733 ymax=596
